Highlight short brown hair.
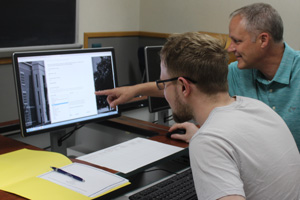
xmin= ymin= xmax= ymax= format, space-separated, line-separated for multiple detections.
xmin=160 ymin=32 xmax=229 ymax=95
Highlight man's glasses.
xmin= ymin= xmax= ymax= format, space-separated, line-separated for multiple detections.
xmin=156 ymin=76 xmax=197 ymax=90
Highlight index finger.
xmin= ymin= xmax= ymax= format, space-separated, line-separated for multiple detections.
xmin=95 ymin=89 xmax=113 ymax=96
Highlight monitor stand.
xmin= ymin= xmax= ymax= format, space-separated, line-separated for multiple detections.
xmin=50 ymin=130 xmax=67 ymax=155
xmin=157 ymin=110 xmax=169 ymax=127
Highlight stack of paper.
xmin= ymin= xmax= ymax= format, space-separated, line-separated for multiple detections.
xmin=78 ymin=137 xmax=184 ymax=174
xmin=0 ymin=149 xmax=129 ymax=200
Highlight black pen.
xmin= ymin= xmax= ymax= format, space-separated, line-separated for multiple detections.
xmin=51 ymin=166 xmax=85 ymax=182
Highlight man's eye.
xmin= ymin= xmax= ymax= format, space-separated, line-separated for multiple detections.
xmin=234 ymin=39 xmax=241 ymax=44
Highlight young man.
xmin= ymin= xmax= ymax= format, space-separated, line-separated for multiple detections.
xmin=157 ymin=32 xmax=300 ymax=200
xmin=95 ymin=3 xmax=300 ymax=151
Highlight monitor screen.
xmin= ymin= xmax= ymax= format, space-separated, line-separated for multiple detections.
xmin=12 ymin=47 xmax=120 ymax=137
xmin=144 ymin=46 xmax=170 ymax=113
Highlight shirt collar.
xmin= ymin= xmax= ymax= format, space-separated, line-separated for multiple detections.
xmin=256 ymin=42 xmax=294 ymax=85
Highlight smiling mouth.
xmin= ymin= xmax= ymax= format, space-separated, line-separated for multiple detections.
xmin=235 ymin=54 xmax=242 ymax=59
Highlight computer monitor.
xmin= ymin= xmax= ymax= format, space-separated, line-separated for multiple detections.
xmin=144 ymin=46 xmax=170 ymax=126
xmin=12 ymin=48 xmax=120 ymax=153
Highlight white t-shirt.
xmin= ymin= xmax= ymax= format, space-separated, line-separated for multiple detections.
xmin=189 ymin=96 xmax=300 ymax=200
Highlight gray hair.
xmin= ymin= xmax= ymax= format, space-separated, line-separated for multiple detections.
xmin=230 ymin=3 xmax=283 ymax=43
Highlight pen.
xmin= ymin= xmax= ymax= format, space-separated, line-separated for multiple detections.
xmin=51 ymin=166 xmax=85 ymax=182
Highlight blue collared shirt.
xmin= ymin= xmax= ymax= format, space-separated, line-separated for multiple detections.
xmin=228 ymin=43 xmax=300 ymax=151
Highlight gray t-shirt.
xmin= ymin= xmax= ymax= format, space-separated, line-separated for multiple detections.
xmin=189 ymin=96 xmax=300 ymax=200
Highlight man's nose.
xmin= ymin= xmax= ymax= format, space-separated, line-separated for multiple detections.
xmin=227 ymin=42 xmax=236 ymax=52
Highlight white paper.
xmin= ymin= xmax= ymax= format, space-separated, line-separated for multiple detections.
xmin=39 ymin=162 xmax=128 ymax=197
xmin=77 ymin=137 xmax=184 ymax=174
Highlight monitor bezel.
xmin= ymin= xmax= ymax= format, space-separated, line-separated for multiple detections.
xmin=12 ymin=47 xmax=120 ymax=137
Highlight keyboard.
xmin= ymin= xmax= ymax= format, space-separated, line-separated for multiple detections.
xmin=129 ymin=168 xmax=198 ymax=200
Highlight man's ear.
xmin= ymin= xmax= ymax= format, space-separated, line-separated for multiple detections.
xmin=258 ymin=32 xmax=269 ymax=48
xmin=178 ymin=77 xmax=191 ymax=97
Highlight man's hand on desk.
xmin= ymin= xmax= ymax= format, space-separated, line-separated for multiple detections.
xmin=168 ymin=122 xmax=199 ymax=143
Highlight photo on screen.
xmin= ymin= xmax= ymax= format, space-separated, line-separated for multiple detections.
xmin=92 ymin=56 xmax=114 ymax=113
xmin=18 ymin=60 xmax=50 ymax=129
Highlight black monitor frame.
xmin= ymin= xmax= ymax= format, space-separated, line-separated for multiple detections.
xmin=12 ymin=48 xmax=120 ymax=144
xmin=144 ymin=46 xmax=170 ymax=125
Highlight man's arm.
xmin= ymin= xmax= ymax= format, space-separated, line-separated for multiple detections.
xmin=95 ymin=81 xmax=164 ymax=108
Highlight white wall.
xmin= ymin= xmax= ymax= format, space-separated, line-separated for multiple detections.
xmin=77 ymin=0 xmax=300 ymax=49
xmin=77 ymin=0 xmax=140 ymax=45
xmin=139 ymin=0 xmax=300 ymax=50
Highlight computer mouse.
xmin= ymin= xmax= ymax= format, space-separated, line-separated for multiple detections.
xmin=166 ymin=129 xmax=186 ymax=138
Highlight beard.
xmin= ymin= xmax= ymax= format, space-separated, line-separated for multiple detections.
xmin=172 ymin=91 xmax=194 ymax=123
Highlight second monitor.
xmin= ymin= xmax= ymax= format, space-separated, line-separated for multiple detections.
xmin=144 ymin=46 xmax=170 ymax=126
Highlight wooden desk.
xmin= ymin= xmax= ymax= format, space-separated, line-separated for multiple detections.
xmin=0 ymin=121 xmax=188 ymax=200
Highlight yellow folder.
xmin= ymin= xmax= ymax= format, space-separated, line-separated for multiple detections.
xmin=0 ymin=148 xmax=129 ymax=200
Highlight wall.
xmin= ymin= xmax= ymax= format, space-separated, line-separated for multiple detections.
xmin=139 ymin=0 xmax=300 ymax=50
xmin=77 ymin=0 xmax=140 ymax=45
